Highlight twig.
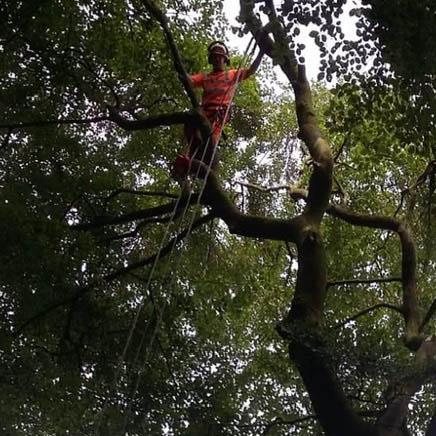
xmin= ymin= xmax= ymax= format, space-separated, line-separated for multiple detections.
xmin=103 ymin=188 xmax=178 ymax=205
xmin=333 ymin=136 xmax=348 ymax=162
xmin=0 ymin=116 xmax=109 ymax=130
xmin=395 ymin=160 xmax=436 ymax=216
xmin=419 ymin=299 xmax=436 ymax=333
xmin=332 ymin=175 xmax=349 ymax=202
xmin=334 ymin=303 xmax=403 ymax=329
xmin=327 ymin=277 xmax=402 ymax=288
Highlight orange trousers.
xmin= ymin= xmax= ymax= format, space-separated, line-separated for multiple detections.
xmin=183 ymin=106 xmax=229 ymax=171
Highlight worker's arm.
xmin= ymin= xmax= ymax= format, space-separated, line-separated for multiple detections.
xmin=188 ymin=73 xmax=204 ymax=88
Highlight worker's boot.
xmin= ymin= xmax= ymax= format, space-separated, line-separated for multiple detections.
xmin=171 ymin=154 xmax=192 ymax=193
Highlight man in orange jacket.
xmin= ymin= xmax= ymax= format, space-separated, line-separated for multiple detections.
xmin=173 ymin=41 xmax=265 ymax=179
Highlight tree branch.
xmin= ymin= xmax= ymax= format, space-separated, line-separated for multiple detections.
xmin=293 ymin=66 xmax=333 ymax=220
xmin=376 ymin=337 xmax=436 ymax=435
xmin=334 ymin=303 xmax=403 ymax=329
xmin=108 ymin=107 xmax=193 ymax=130
xmin=327 ymin=277 xmax=402 ymax=288
xmin=105 ymin=213 xmax=214 ymax=280
xmin=141 ymin=0 xmax=199 ymax=109
xmin=108 ymin=106 xmax=212 ymax=141
xmin=195 ymin=163 xmax=303 ymax=243
xmin=261 ymin=415 xmax=315 ymax=435
xmin=16 ymin=213 xmax=214 ymax=336
xmin=103 ymin=188 xmax=178 ymax=204
xmin=14 ymin=285 xmax=93 ymax=338
xmin=326 ymin=204 xmax=422 ymax=348
xmin=0 ymin=116 xmax=110 ymax=130
xmin=420 ymin=298 xmax=436 ymax=333
xmin=333 ymin=136 xmax=349 ymax=162
xmin=1 ymin=109 xmax=201 ymax=135
xmin=72 ymin=194 xmax=199 ymax=230
xmin=100 ymin=216 xmax=171 ymax=242
xmin=237 ymin=177 xmax=421 ymax=347
xmin=235 ymin=180 xmax=307 ymax=196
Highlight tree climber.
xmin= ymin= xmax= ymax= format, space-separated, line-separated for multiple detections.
xmin=172 ymin=40 xmax=265 ymax=181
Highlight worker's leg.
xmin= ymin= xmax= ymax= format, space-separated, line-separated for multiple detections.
xmin=205 ymin=127 xmax=221 ymax=172
xmin=201 ymin=109 xmax=225 ymax=172
xmin=171 ymin=124 xmax=196 ymax=181
xmin=172 ymin=112 xmax=223 ymax=180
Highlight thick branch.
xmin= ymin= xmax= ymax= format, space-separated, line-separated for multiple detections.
xmin=284 ymin=332 xmax=378 ymax=436
xmin=239 ymin=0 xmax=298 ymax=83
xmin=108 ymin=106 xmax=212 ymax=141
xmin=1 ymin=109 xmax=201 ymax=136
xmin=240 ymin=1 xmax=334 ymax=219
xmin=264 ymin=0 xmax=299 ymax=84
xmin=195 ymin=163 xmax=303 ymax=243
xmin=142 ymin=0 xmax=199 ymax=109
xmin=238 ymin=1 xmax=275 ymax=58
xmin=376 ymin=338 xmax=436 ymax=435
xmin=330 ymin=205 xmax=421 ymax=348
xmin=261 ymin=415 xmax=315 ymax=435
xmin=240 ymin=177 xmax=421 ymax=346
xmin=294 ymin=66 xmax=333 ymax=220
xmin=108 ymin=108 xmax=193 ymax=131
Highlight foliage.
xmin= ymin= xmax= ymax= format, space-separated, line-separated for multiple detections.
xmin=0 ymin=0 xmax=435 ymax=435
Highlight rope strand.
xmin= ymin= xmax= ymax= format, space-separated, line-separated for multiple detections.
xmin=98 ymin=37 xmax=257 ymax=435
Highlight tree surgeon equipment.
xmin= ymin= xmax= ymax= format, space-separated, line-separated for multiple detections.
xmin=172 ymin=40 xmax=265 ymax=181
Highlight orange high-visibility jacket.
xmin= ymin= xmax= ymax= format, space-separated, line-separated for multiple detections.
xmin=190 ymin=69 xmax=250 ymax=109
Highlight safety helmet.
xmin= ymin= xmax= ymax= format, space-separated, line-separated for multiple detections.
xmin=207 ymin=41 xmax=230 ymax=65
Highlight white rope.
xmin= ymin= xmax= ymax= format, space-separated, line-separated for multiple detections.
xmin=102 ymin=37 xmax=257 ymax=434
xmin=93 ymin=148 xmax=199 ymax=434
xmin=120 ymin=38 xmax=258 ymax=432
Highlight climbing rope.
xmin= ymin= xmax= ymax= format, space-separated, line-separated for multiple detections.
xmin=96 ymin=36 xmax=257 ymax=435
xmin=120 ymin=37 xmax=258 ymax=433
